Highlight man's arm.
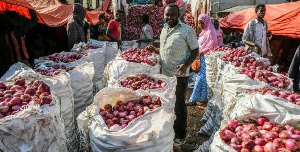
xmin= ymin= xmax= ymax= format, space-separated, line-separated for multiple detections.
xmin=288 ymin=46 xmax=300 ymax=79
xmin=176 ymin=27 xmax=199 ymax=75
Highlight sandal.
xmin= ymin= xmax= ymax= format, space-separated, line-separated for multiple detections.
xmin=185 ymin=102 xmax=197 ymax=106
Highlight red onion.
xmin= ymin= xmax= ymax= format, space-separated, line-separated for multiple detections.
xmin=257 ymin=117 xmax=267 ymax=126
xmin=273 ymin=138 xmax=285 ymax=149
xmin=242 ymin=139 xmax=255 ymax=150
xmin=279 ymin=131 xmax=291 ymax=139
xmin=254 ymin=138 xmax=267 ymax=146
xmin=240 ymin=148 xmax=251 ymax=152
xmin=264 ymin=142 xmax=277 ymax=152
xmin=230 ymin=144 xmax=242 ymax=151
xmin=241 ymin=133 xmax=251 ymax=142
xmin=228 ymin=119 xmax=239 ymax=130
xmin=230 ymin=137 xmax=242 ymax=145
xmin=253 ymin=145 xmax=264 ymax=152
xmin=263 ymin=122 xmax=274 ymax=131
xmin=291 ymin=134 xmax=300 ymax=140
xmin=284 ymin=139 xmax=298 ymax=151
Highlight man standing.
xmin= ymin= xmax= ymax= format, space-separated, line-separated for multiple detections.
xmin=288 ymin=46 xmax=300 ymax=92
xmin=146 ymin=4 xmax=199 ymax=145
xmin=242 ymin=4 xmax=272 ymax=58
xmin=107 ymin=10 xmax=124 ymax=46
xmin=67 ymin=3 xmax=86 ymax=50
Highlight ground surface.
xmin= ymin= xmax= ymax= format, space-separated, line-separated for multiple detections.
xmin=173 ymin=89 xmax=209 ymax=152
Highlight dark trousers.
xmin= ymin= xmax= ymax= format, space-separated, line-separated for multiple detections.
xmin=174 ymin=77 xmax=188 ymax=139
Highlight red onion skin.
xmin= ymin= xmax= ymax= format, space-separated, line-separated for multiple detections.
xmin=273 ymin=138 xmax=285 ymax=149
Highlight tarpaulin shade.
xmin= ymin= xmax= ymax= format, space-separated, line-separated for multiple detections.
xmin=0 ymin=0 xmax=73 ymax=27
xmin=220 ymin=2 xmax=300 ymax=39
xmin=86 ymin=0 xmax=112 ymax=26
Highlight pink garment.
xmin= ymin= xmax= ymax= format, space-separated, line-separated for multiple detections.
xmin=163 ymin=0 xmax=185 ymax=7
xmin=215 ymin=28 xmax=224 ymax=46
xmin=198 ymin=14 xmax=218 ymax=54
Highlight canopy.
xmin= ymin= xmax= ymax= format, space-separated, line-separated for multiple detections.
xmin=220 ymin=2 xmax=300 ymax=39
xmin=86 ymin=0 xmax=112 ymax=26
xmin=0 ymin=0 xmax=73 ymax=27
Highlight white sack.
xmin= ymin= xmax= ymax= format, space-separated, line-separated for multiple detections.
xmin=0 ymin=79 xmax=66 ymax=152
xmin=68 ymin=62 xmax=95 ymax=117
xmin=110 ymin=73 xmax=177 ymax=108
xmin=77 ymin=87 xmax=175 ymax=152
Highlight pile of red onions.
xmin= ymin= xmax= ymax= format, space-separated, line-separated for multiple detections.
xmin=40 ymin=51 xmax=87 ymax=63
xmin=121 ymin=48 xmax=157 ymax=66
xmin=99 ymin=96 xmax=162 ymax=130
xmin=34 ymin=68 xmax=60 ymax=76
xmin=253 ymin=87 xmax=300 ymax=105
xmin=120 ymin=74 xmax=167 ymax=91
xmin=220 ymin=118 xmax=300 ymax=152
xmin=0 ymin=77 xmax=53 ymax=118
xmin=213 ymin=46 xmax=233 ymax=52
xmin=221 ymin=48 xmax=251 ymax=62
xmin=123 ymin=5 xmax=164 ymax=40
xmin=82 ymin=45 xmax=100 ymax=50
xmin=52 ymin=64 xmax=75 ymax=72
xmin=239 ymin=69 xmax=290 ymax=88
xmin=184 ymin=4 xmax=195 ymax=29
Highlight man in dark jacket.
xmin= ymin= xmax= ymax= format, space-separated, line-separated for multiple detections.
xmin=288 ymin=46 xmax=300 ymax=92
xmin=1 ymin=9 xmax=38 ymax=75
xmin=67 ymin=3 xmax=86 ymax=50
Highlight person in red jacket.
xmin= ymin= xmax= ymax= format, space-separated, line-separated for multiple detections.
xmin=106 ymin=10 xmax=124 ymax=46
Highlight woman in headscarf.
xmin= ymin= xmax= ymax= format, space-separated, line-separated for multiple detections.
xmin=186 ymin=14 xmax=218 ymax=106
xmin=214 ymin=19 xmax=224 ymax=46
xmin=67 ymin=3 xmax=86 ymax=50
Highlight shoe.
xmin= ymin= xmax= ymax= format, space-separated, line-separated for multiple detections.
xmin=185 ymin=102 xmax=197 ymax=106
xmin=174 ymin=138 xmax=186 ymax=147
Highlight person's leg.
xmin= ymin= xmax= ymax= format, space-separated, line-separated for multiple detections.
xmin=174 ymin=77 xmax=188 ymax=140
xmin=188 ymin=55 xmax=208 ymax=104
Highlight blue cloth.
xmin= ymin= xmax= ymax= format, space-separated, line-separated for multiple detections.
xmin=189 ymin=55 xmax=208 ymax=102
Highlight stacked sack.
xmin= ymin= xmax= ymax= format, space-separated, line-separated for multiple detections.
xmin=0 ymin=75 xmax=66 ymax=151
xmin=197 ymin=47 xmax=293 ymax=151
xmin=3 ymin=63 xmax=76 ymax=150
xmin=35 ymin=52 xmax=95 ymax=118
xmin=103 ymin=48 xmax=160 ymax=89
xmin=110 ymin=73 xmax=177 ymax=107
xmin=77 ymin=87 xmax=175 ymax=152
xmin=72 ymin=42 xmax=106 ymax=87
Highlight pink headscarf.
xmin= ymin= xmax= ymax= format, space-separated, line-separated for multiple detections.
xmin=198 ymin=14 xmax=218 ymax=54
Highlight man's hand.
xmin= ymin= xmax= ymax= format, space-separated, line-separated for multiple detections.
xmin=117 ymin=40 xmax=122 ymax=46
xmin=267 ymin=31 xmax=272 ymax=37
xmin=145 ymin=45 xmax=159 ymax=54
xmin=176 ymin=64 xmax=188 ymax=76
xmin=254 ymin=44 xmax=262 ymax=55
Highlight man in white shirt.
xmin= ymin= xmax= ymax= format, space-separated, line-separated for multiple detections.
xmin=242 ymin=4 xmax=272 ymax=58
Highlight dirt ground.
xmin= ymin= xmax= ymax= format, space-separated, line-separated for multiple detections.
xmin=173 ymin=89 xmax=209 ymax=152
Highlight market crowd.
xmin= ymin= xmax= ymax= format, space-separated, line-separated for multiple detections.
xmin=1 ymin=0 xmax=300 ymax=150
